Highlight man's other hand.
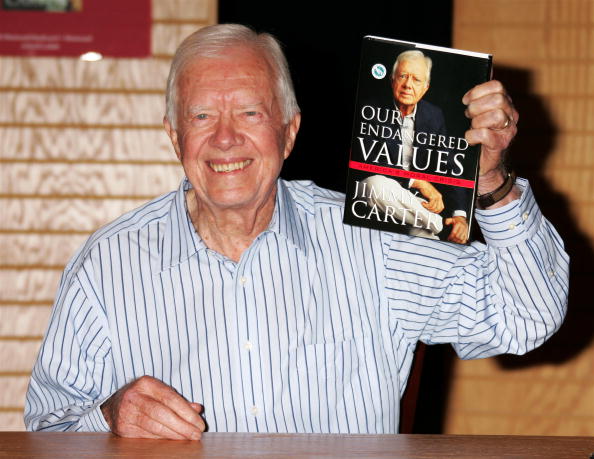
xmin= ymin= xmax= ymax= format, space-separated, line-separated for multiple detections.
xmin=411 ymin=179 xmax=445 ymax=214
xmin=444 ymin=216 xmax=469 ymax=244
xmin=100 ymin=375 xmax=205 ymax=440
xmin=462 ymin=79 xmax=518 ymax=174
xmin=462 ymin=80 xmax=520 ymax=200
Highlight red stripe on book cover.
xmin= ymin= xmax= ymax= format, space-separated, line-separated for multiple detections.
xmin=348 ymin=160 xmax=476 ymax=189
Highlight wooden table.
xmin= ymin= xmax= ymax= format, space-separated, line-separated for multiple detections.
xmin=0 ymin=432 xmax=593 ymax=458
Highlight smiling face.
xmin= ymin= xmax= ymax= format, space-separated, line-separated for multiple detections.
xmin=392 ymin=57 xmax=430 ymax=115
xmin=164 ymin=45 xmax=300 ymax=215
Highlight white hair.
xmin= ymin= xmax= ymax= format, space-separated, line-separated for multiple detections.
xmin=391 ymin=50 xmax=432 ymax=86
xmin=165 ymin=23 xmax=300 ymax=128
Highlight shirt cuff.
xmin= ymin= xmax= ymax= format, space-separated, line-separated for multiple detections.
xmin=78 ymin=399 xmax=111 ymax=432
xmin=474 ymin=177 xmax=542 ymax=248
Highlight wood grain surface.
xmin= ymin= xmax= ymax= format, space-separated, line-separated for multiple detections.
xmin=0 ymin=432 xmax=592 ymax=458
xmin=0 ymin=128 xmax=175 ymax=162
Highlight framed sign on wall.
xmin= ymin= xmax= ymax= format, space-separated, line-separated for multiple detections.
xmin=0 ymin=0 xmax=150 ymax=58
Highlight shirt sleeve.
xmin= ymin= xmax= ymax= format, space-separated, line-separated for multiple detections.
xmin=385 ymin=177 xmax=569 ymax=359
xmin=24 ymin=261 xmax=114 ymax=432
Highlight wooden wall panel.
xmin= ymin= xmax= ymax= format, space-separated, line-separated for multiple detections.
xmin=0 ymin=128 xmax=175 ymax=162
xmin=446 ymin=0 xmax=594 ymax=436
xmin=0 ymin=58 xmax=170 ymax=89
xmin=0 ymin=93 xmax=164 ymax=125
xmin=0 ymin=377 xmax=30 ymax=410
xmin=0 ymin=307 xmax=52 ymax=336
xmin=0 ymin=0 xmax=218 ymax=430
xmin=0 ymin=235 xmax=88 ymax=266
xmin=1 ymin=270 xmax=63 ymax=303
xmin=453 ymin=0 xmax=547 ymax=24
xmin=0 ymin=341 xmax=43 ymax=374
xmin=152 ymin=0 xmax=213 ymax=21
xmin=445 ymin=413 xmax=594 ymax=437
xmin=2 ymin=163 xmax=184 ymax=196
xmin=1 ymin=198 xmax=148 ymax=232
xmin=452 ymin=346 xmax=594 ymax=381
xmin=152 ymin=24 xmax=208 ymax=56
xmin=0 ymin=414 xmax=26 ymax=431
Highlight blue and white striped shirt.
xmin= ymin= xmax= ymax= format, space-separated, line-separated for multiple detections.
xmin=25 ymin=177 xmax=568 ymax=434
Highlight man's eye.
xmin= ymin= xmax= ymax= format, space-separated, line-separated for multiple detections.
xmin=245 ymin=111 xmax=258 ymax=116
xmin=195 ymin=113 xmax=208 ymax=120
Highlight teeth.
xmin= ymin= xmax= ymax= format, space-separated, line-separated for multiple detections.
xmin=210 ymin=159 xmax=252 ymax=173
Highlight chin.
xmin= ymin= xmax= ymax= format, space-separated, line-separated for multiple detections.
xmin=210 ymin=191 xmax=259 ymax=209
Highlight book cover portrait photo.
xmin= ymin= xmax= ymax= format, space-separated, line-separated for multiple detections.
xmin=344 ymin=36 xmax=492 ymax=244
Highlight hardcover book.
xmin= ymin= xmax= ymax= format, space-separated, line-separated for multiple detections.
xmin=343 ymin=35 xmax=492 ymax=244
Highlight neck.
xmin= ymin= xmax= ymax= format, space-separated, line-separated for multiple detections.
xmin=186 ymin=187 xmax=277 ymax=262
xmin=398 ymin=103 xmax=415 ymax=117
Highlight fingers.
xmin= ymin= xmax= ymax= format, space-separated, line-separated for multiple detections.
xmin=413 ymin=180 xmax=444 ymax=214
xmin=102 ymin=375 xmax=205 ymax=440
xmin=119 ymin=401 xmax=197 ymax=440
xmin=464 ymin=80 xmax=518 ymax=133
xmin=462 ymin=80 xmax=513 ymax=115
xmin=148 ymin=379 xmax=205 ymax=432
xmin=462 ymin=80 xmax=518 ymax=175
xmin=462 ymin=79 xmax=503 ymax=104
xmin=445 ymin=217 xmax=469 ymax=244
xmin=141 ymin=393 xmax=204 ymax=439
xmin=421 ymin=197 xmax=444 ymax=214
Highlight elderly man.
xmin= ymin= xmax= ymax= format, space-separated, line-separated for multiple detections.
xmin=25 ymin=24 xmax=568 ymax=439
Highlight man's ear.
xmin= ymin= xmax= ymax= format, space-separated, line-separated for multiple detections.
xmin=283 ymin=113 xmax=301 ymax=160
xmin=163 ymin=117 xmax=182 ymax=161
xmin=420 ymin=83 xmax=430 ymax=100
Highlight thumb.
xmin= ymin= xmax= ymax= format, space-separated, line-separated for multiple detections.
xmin=444 ymin=218 xmax=453 ymax=226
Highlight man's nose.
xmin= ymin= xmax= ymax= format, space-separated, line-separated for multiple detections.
xmin=210 ymin=116 xmax=244 ymax=150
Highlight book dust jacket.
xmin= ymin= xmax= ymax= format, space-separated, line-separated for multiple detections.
xmin=343 ymin=36 xmax=492 ymax=244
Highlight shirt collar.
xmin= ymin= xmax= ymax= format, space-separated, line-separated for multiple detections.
xmin=394 ymin=102 xmax=418 ymax=125
xmin=268 ymin=179 xmax=308 ymax=255
xmin=159 ymin=177 xmax=307 ymax=271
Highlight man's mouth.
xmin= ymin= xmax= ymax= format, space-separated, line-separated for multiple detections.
xmin=208 ymin=159 xmax=252 ymax=173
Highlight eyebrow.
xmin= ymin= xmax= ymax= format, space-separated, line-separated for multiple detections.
xmin=237 ymin=102 xmax=266 ymax=110
xmin=398 ymin=72 xmax=425 ymax=81
xmin=187 ymin=101 xmax=266 ymax=112
xmin=187 ymin=105 xmax=213 ymax=114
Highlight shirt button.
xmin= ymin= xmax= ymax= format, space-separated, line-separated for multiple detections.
xmin=250 ymin=405 xmax=259 ymax=416
xmin=243 ymin=340 xmax=253 ymax=351
xmin=522 ymin=212 xmax=529 ymax=221
xmin=239 ymin=276 xmax=248 ymax=285
xmin=508 ymin=223 xmax=516 ymax=230
xmin=548 ymin=270 xmax=556 ymax=277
